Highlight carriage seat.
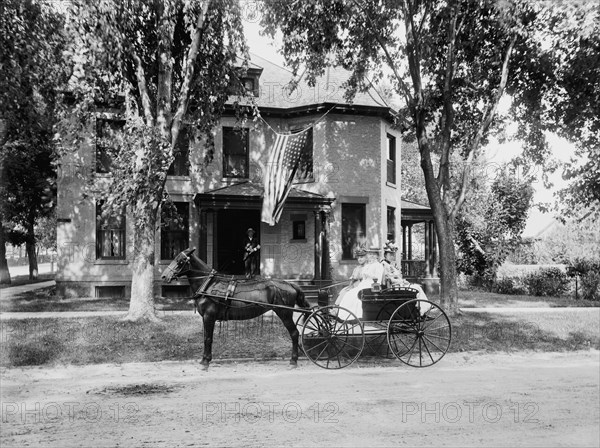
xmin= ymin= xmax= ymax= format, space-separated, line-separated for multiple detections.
xmin=359 ymin=286 xmax=419 ymax=321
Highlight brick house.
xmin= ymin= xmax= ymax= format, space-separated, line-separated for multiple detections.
xmin=56 ymin=54 xmax=438 ymax=299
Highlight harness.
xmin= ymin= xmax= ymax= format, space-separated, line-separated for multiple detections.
xmin=193 ymin=269 xmax=238 ymax=319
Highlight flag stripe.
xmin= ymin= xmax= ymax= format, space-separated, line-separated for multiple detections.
xmin=261 ymin=128 xmax=311 ymax=225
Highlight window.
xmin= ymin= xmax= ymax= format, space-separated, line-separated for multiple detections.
xmin=387 ymin=207 xmax=396 ymax=242
xmin=241 ymin=77 xmax=259 ymax=96
xmin=387 ymin=133 xmax=396 ymax=184
xmin=167 ymin=127 xmax=190 ymax=176
xmin=96 ymin=118 xmax=125 ymax=173
xmin=95 ymin=286 xmax=125 ymax=298
xmin=222 ymin=127 xmax=249 ymax=178
xmin=341 ymin=203 xmax=366 ymax=260
xmin=292 ymin=221 xmax=306 ymax=240
xmin=292 ymin=127 xmax=314 ymax=183
xmin=161 ymin=202 xmax=190 ymax=260
xmin=96 ymin=202 xmax=126 ymax=259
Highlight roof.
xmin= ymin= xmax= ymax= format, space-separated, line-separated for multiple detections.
xmin=247 ymin=53 xmax=393 ymax=112
xmin=401 ymin=199 xmax=431 ymax=211
xmin=194 ymin=181 xmax=334 ymax=210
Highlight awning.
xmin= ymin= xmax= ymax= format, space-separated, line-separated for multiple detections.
xmin=401 ymin=199 xmax=433 ymax=222
xmin=194 ymin=181 xmax=334 ymax=210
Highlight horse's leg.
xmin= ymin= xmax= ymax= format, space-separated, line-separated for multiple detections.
xmin=201 ymin=313 xmax=216 ymax=371
xmin=275 ymin=310 xmax=300 ymax=368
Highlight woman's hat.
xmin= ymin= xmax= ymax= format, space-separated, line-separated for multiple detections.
xmin=383 ymin=241 xmax=399 ymax=254
xmin=354 ymin=248 xmax=367 ymax=257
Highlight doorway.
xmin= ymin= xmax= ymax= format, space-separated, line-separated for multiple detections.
xmin=215 ymin=209 xmax=260 ymax=275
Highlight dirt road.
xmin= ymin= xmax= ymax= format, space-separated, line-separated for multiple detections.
xmin=1 ymin=350 xmax=599 ymax=447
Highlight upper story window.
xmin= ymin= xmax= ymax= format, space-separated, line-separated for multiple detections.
xmin=167 ymin=127 xmax=190 ymax=176
xmin=96 ymin=202 xmax=126 ymax=260
xmin=387 ymin=133 xmax=396 ymax=184
xmin=292 ymin=127 xmax=314 ymax=183
xmin=161 ymin=202 xmax=190 ymax=260
xmin=222 ymin=127 xmax=249 ymax=178
xmin=96 ymin=118 xmax=125 ymax=173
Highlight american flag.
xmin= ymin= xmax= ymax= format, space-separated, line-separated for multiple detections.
xmin=261 ymin=128 xmax=311 ymax=225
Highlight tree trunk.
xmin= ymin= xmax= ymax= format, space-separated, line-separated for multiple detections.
xmin=415 ymin=118 xmax=460 ymax=314
xmin=0 ymin=224 xmax=11 ymax=284
xmin=124 ymin=215 xmax=159 ymax=322
xmin=26 ymin=221 xmax=38 ymax=280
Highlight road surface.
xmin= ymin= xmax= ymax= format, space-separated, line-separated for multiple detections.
xmin=1 ymin=350 xmax=598 ymax=447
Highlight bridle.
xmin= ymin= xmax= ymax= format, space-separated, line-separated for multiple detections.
xmin=164 ymin=252 xmax=191 ymax=281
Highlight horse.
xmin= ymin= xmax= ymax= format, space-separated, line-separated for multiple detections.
xmin=161 ymin=248 xmax=312 ymax=370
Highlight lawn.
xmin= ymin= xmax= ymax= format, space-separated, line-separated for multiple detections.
xmin=1 ymin=284 xmax=598 ymax=368
xmin=0 ymin=311 xmax=598 ymax=368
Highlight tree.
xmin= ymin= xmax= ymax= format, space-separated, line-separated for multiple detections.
xmin=0 ymin=0 xmax=67 ymax=281
xmin=261 ymin=0 xmax=552 ymax=312
xmin=57 ymin=0 xmax=251 ymax=321
xmin=456 ymin=162 xmax=534 ymax=286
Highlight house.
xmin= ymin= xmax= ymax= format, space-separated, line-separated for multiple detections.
xmin=55 ymin=54 xmax=439 ymax=299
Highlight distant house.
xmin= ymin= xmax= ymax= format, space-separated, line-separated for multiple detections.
xmin=56 ymin=54 xmax=438 ymax=299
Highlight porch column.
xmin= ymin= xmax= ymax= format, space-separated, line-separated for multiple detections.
xmin=320 ymin=208 xmax=331 ymax=280
xmin=314 ymin=210 xmax=322 ymax=280
xmin=407 ymin=224 xmax=413 ymax=260
xmin=429 ymin=220 xmax=437 ymax=277
xmin=199 ymin=209 xmax=208 ymax=261
xmin=424 ymin=221 xmax=431 ymax=277
xmin=401 ymin=224 xmax=407 ymax=260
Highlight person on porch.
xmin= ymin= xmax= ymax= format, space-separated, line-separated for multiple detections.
xmin=381 ymin=241 xmax=428 ymax=302
xmin=335 ymin=247 xmax=385 ymax=319
xmin=243 ymin=228 xmax=261 ymax=278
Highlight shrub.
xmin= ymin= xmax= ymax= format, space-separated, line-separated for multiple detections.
xmin=523 ymin=267 xmax=571 ymax=297
xmin=567 ymin=258 xmax=600 ymax=301
xmin=492 ymin=277 xmax=527 ymax=295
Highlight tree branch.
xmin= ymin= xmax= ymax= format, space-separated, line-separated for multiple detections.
xmin=450 ymin=36 xmax=517 ymax=220
xmin=171 ymin=0 xmax=211 ymax=148
xmin=155 ymin=0 xmax=175 ymax=141
xmin=131 ymin=50 xmax=154 ymax=126
xmin=351 ymin=0 xmax=413 ymax=109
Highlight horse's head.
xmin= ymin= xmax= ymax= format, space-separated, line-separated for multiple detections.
xmin=161 ymin=248 xmax=195 ymax=283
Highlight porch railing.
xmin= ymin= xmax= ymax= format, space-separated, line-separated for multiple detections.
xmin=401 ymin=260 xmax=427 ymax=278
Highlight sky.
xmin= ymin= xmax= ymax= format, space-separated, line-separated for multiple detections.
xmin=243 ymin=19 xmax=571 ymax=238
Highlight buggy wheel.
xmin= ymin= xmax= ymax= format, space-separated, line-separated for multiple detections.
xmin=301 ymin=305 xmax=365 ymax=369
xmin=387 ymin=299 xmax=451 ymax=367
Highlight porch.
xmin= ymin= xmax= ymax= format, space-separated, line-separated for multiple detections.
xmin=400 ymin=199 xmax=439 ymax=296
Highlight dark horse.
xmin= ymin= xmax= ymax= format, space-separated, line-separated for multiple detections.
xmin=161 ymin=248 xmax=312 ymax=370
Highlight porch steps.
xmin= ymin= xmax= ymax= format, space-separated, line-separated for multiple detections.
xmin=283 ymin=279 xmax=333 ymax=307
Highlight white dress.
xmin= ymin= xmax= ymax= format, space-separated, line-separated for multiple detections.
xmin=335 ymin=261 xmax=385 ymax=320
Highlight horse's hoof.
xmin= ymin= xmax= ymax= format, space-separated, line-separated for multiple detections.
xmin=200 ymin=363 xmax=209 ymax=371
xmin=288 ymin=363 xmax=298 ymax=370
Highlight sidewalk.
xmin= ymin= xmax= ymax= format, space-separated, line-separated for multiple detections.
xmin=0 ymin=280 xmax=55 ymax=300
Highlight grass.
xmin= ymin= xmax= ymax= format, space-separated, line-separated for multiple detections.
xmin=458 ymin=289 xmax=599 ymax=308
xmin=0 ymin=311 xmax=598 ymax=368
xmin=0 ymin=285 xmax=193 ymax=313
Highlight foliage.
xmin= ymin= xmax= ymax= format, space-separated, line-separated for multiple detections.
xmin=456 ymin=163 xmax=535 ymax=285
xmin=491 ymin=277 xmax=527 ymax=295
xmin=55 ymin=0 xmax=253 ymax=319
xmin=260 ymin=0 xmax=558 ymax=312
xmin=523 ymin=267 xmax=570 ymax=297
xmin=533 ymin=216 xmax=600 ymax=264
xmin=0 ymin=0 xmax=68 ymax=273
xmin=567 ymin=258 xmax=600 ymax=301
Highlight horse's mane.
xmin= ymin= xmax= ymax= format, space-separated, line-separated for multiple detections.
xmin=186 ymin=251 xmax=278 ymax=287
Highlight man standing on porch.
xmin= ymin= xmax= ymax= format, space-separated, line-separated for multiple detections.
xmin=244 ymin=228 xmax=261 ymax=278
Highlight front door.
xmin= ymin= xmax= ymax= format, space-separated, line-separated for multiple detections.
xmin=215 ymin=209 xmax=260 ymax=275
